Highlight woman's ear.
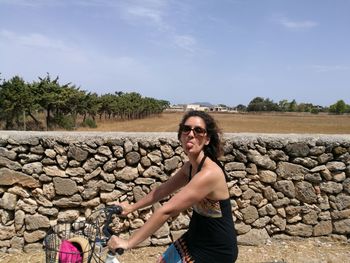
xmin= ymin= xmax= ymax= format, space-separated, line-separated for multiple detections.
xmin=205 ymin=137 xmax=210 ymax=145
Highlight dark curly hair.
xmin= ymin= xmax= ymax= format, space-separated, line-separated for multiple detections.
xmin=177 ymin=110 xmax=223 ymax=161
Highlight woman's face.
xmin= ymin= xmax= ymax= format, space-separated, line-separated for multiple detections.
xmin=180 ymin=116 xmax=210 ymax=155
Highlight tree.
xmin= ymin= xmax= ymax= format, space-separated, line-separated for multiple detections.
xmin=264 ymin=98 xmax=279 ymax=111
xmin=288 ymin=99 xmax=297 ymax=112
xmin=297 ymin=103 xmax=314 ymax=112
xmin=98 ymin=93 xmax=116 ymax=119
xmin=247 ymin=97 xmax=279 ymax=112
xmin=235 ymin=104 xmax=247 ymax=112
xmin=278 ymin=100 xmax=290 ymax=112
xmin=55 ymin=86 xmax=86 ymax=129
xmin=0 ymin=72 xmax=172 ymax=130
xmin=329 ymin=100 xmax=348 ymax=114
xmin=247 ymin=97 xmax=265 ymax=111
xmin=0 ymin=76 xmax=40 ymax=129
xmin=83 ymin=92 xmax=100 ymax=121
xmin=32 ymin=73 xmax=70 ymax=130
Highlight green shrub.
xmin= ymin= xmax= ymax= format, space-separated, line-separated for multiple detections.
xmin=310 ymin=108 xmax=319 ymax=114
xmin=81 ymin=118 xmax=97 ymax=128
xmin=53 ymin=114 xmax=75 ymax=130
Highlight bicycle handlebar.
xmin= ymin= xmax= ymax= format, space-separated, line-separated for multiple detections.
xmin=102 ymin=205 xmax=124 ymax=256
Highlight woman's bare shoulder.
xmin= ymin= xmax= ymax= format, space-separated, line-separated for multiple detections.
xmin=204 ymin=158 xmax=223 ymax=175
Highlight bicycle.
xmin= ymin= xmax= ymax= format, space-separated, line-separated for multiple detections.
xmin=44 ymin=205 xmax=125 ymax=263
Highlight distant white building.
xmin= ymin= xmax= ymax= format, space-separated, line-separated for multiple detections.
xmin=186 ymin=104 xmax=210 ymax=111
xmin=165 ymin=104 xmax=186 ymax=112
xmin=211 ymin=105 xmax=238 ymax=113
xmin=211 ymin=106 xmax=229 ymax=112
xmin=165 ymin=103 xmax=237 ymax=113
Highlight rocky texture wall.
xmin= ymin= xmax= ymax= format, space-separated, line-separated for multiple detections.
xmin=0 ymin=131 xmax=349 ymax=253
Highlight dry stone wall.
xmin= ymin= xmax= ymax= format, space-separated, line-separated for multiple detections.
xmin=0 ymin=131 xmax=349 ymax=253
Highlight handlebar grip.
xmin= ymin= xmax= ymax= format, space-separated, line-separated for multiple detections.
xmin=114 ymin=205 xmax=123 ymax=215
xmin=116 ymin=248 xmax=124 ymax=255
xmin=106 ymin=205 xmax=123 ymax=215
xmin=108 ymin=248 xmax=124 ymax=256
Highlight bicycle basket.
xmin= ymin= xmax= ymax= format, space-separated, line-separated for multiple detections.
xmin=44 ymin=221 xmax=98 ymax=263
xmin=84 ymin=206 xmax=125 ymax=263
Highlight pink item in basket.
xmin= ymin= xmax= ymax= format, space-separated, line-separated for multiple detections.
xmin=59 ymin=240 xmax=83 ymax=263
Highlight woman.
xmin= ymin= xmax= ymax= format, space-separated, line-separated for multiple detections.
xmin=108 ymin=110 xmax=238 ymax=262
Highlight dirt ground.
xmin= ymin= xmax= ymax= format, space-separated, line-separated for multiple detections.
xmin=0 ymin=238 xmax=349 ymax=263
xmin=76 ymin=112 xmax=350 ymax=134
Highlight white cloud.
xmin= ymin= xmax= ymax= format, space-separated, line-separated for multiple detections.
xmin=0 ymin=28 xmax=151 ymax=93
xmin=173 ymin=35 xmax=197 ymax=53
xmin=0 ymin=30 xmax=70 ymax=51
xmin=118 ymin=1 xmax=201 ymax=53
xmin=119 ymin=0 xmax=170 ymax=31
xmin=0 ymin=0 xmax=62 ymax=7
xmin=288 ymin=64 xmax=350 ymax=73
xmin=126 ymin=6 xmax=163 ymax=25
xmin=309 ymin=65 xmax=350 ymax=73
xmin=275 ymin=16 xmax=318 ymax=30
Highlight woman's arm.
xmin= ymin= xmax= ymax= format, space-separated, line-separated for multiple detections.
xmin=127 ymin=162 xmax=191 ymax=213
xmin=109 ymin=164 xmax=220 ymax=250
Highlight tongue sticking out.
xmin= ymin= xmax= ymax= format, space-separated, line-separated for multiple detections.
xmin=186 ymin=142 xmax=194 ymax=150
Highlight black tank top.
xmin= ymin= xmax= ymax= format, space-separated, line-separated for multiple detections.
xmin=184 ymin=156 xmax=238 ymax=263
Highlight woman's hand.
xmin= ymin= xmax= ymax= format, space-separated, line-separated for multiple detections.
xmin=110 ymin=201 xmax=134 ymax=216
xmin=107 ymin=235 xmax=129 ymax=252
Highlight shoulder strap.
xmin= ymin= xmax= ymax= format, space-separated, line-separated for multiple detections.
xmin=197 ymin=155 xmax=207 ymax=172
xmin=189 ymin=156 xmax=229 ymax=182
xmin=214 ymin=159 xmax=230 ymax=182
xmin=189 ymin=155 xmax=207 ymax=181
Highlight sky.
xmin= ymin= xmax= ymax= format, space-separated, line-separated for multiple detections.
xmin=0 ymin=0 xmax=349 ymax=107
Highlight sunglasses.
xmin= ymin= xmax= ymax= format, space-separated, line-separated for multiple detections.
xmin=180 ymin=124 xmax=207 ymax=136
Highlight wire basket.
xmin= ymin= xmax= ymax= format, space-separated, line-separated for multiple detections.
xmin=84 ymin=208 xmax=124 ymax=263
xmin=44 ymin=221 xmax=98 ymax=263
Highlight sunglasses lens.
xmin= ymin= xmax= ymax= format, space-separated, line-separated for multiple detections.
xmin=181 ymin=125 xmax=192 ymax=133
xmin=194 ymin=127 xmax=205 ymax=135
xmin=181 ymin=125 xmax=206 ymax=136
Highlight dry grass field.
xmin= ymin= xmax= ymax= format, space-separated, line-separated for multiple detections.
xmin=77 ymin=112 xmax=350 ymax=134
